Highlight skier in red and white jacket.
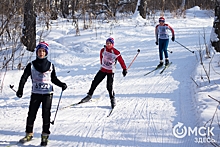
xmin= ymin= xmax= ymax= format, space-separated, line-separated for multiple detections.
xmin=80 ymin=37 xmax=127 ymax=109
xmin=155 ymin=17 xmax=175 ymax=67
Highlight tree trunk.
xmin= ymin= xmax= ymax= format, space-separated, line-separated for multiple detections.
xmin=180 ymin=0 xmax=186 ymax=10
xmin=50 ymin=0 xmax=58 ymax=20
xmin=211 ymin=0 xmax=220 ymax=52
xmin=61 ymin=0 xmax=70 ymax=18
xmin=21 ymin=0 xmax=36 ymax=52
xmin=72 ymin=0 xmax=77 ymax=19
xmin=138 ymin=0 xmax=147 ymax=19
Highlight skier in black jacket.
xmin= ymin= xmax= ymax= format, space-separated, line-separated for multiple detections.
xmin=16 ymin=42 xmax=67 ymax=146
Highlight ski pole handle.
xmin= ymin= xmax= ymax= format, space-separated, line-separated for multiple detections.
xmin=10 ymin=85 xmax=16 ymax=93
xmin=168 ymin=50 xmax=173 ymax=53
xmin=127 ymin=49 xmax=140 ymax=70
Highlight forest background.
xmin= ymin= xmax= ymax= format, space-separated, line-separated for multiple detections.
xmin=0 ymin=0 xmax=219 ymax=147
xmin=0 ymin=0 xmax=217 ymax=93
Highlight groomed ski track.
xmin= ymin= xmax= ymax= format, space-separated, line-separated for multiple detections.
xmin=0 ymin=15 xmax=213 ymax=146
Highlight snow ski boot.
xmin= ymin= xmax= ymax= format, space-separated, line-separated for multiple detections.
xmin=40 ymin=133 xmax=49 ymax=146
xmin=80 ymin=94 xmax=92 ymax=103
xmin=19 ymin=133 xmax=33 ymax=143
xmin=157 ymin=62 xmax=163 ymax=68
xmin=165 ymin=59 xmax=169 ymax=66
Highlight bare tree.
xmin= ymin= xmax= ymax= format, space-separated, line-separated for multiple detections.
xmin=179 ymin=0 xmax=186 ymax=16
xmin=138 ymin=0 xmax=147 ymax=19
xmin=50 ymin=0 xmax=58 ymax=20
xmin=21 ymin=0 xmax=36 ymax=52
xmin=71 ymin=0 xmax=79 ymax=20
xmin=211 ymin=0 xmax=220 ymax=52
xmin=61 ymin=0 xmax=70 ymax=18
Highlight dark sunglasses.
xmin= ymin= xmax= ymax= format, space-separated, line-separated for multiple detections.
xmin=159 ymin=20 xmax=165 ymax=23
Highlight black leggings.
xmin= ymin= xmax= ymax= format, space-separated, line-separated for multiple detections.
xmin=26 ymin=93 xmax=53 ymax=134
xmin=88 ymin=70 xmax=115 ymax=98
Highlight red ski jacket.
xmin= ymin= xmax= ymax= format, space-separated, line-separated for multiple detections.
xmin=100 ymin=47 xmax=126 ymax=73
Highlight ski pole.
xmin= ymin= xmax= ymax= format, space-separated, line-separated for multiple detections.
xmin=127 ymin=49 xmax=140 ymax=70
xmin=9 ymin=85 xmax=16 ymax=93
xmin=51 ymin=91 xmax=63 ymax=125
xmin=175 ymin=40 xmax=194 ymax=53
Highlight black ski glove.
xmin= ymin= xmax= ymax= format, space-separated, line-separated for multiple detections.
xmin=155 ymin=42 xmax=158 ymax=45
xmin=171 ymin=36 xmax=175 ymax=42
xmin=16 ymin=89 xmax=23 ymax=98
xmin=61 ymin=83 xmax=67 ymax=91
xmin=122 ymin=69 xmax=127 ymax=77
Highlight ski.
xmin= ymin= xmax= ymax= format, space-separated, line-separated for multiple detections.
xmin=159 ymin=62 xmax=172 ymax=74
xmin=144 ymin=66 xmax=163 ymax=76
xmin=60 ymin=101 xmax=89 ymax=110
xmin=19 ymin=139 xmax=47 ymax=147
xmin=2 ymin=137 xmax=39 ymax=147
xmin=1 ymin=141 xmax=20 ymax=147
xmin=60 ymin=98 xmax=100 ymax=110
xmin=59 ymin=102 xmax=80 ymax=110
xmin=5 ymin=140 xmax=34 ymax=147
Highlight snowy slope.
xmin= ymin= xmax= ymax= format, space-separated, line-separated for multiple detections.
xmin=0 ymin=7 xmax=219 ymax=147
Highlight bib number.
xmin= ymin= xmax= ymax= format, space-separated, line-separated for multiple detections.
xmin=35 ymin=83 xmax=49 ymax=89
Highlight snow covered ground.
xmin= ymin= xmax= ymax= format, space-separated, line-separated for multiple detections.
xmin=0 ymin=6 xmax=219 ymax=147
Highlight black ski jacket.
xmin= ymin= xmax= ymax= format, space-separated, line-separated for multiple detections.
xmin=18 ymin=58 xmax=64 ymax=92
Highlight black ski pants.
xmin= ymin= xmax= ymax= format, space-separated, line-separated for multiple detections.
xmin=26 ymin=93 xmax=53 ymax=134
xmin=88 ymin=70 xmax=115 ymax=98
